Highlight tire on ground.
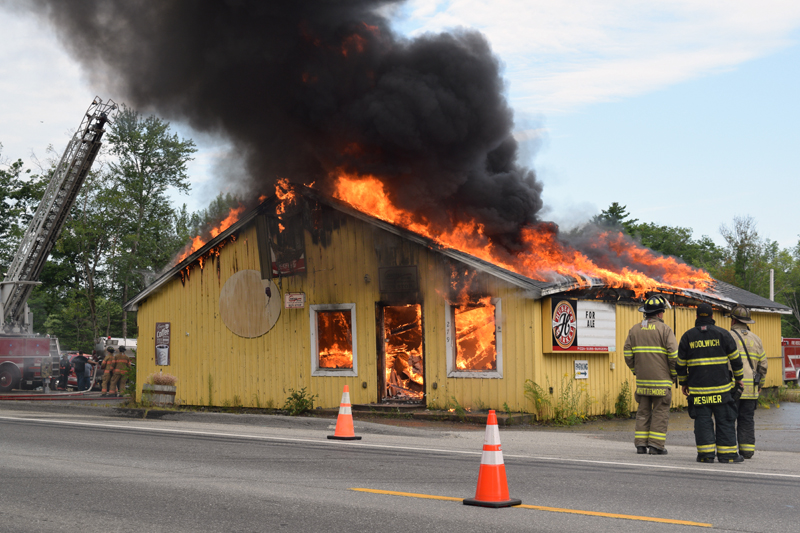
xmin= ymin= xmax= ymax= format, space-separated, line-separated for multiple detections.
xmin=0 ymin=365 xmax=21 ymax=393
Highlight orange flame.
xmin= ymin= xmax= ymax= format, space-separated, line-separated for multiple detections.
xmin=384 ymin=304 xmax=424 ymax=400
xmin=276 ymin=178 xmax=298 ymax=215
xmin=330 ymin=172 xmax=713 ymax=297
xmin=175 ymin=205 xmax=246 ymax=265
xmin=454 ymin=297 xmax=497 ymax=371
xmin=317 ymin=310 xmax=354 ymax=369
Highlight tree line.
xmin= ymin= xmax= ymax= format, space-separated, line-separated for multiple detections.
xmin=1 ymin=105 xmax=239 ymax=352
xmin=593 ymin=202 xmax=800 ymax=336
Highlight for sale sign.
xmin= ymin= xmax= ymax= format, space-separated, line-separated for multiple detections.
xmin=551 ymin=298 xmax=616 ymax=352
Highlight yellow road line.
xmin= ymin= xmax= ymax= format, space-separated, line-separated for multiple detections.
xmin=350 ymin=488 xmax=712 ymax=528
xmin=515 ymin=503 xmax=711 ymax=527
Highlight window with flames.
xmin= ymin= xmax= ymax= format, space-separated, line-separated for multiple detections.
xmin=446 ymin=297 xmax=502 ymax=378
xmin=310 ymin=303 xmax=357 ymax=377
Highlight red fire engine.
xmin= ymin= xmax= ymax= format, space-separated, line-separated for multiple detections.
xmin=783 ymin=338 xmax=800 ymax=386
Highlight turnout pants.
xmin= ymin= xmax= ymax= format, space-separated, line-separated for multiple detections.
xmin=634 ymin=389 xmax=672 ymax=450
xmin=689 ymin=393 xmax=738 ymax=460
xmin=735 ymin=399 xmax=757 ymax=456
xmin=101 ymin=372 xmax=112 ymax=393
xmin=109 ymin=373 xmax=127 ymax=395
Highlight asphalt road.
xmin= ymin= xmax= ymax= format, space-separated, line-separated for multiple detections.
xmin=1 ymin=403 xmax=798 ymax=532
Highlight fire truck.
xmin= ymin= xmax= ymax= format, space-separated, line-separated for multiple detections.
xmin=0 ymin=97 xmax=117 ymax=392
xmin=783 ymin=338 xmax=800 ymax=386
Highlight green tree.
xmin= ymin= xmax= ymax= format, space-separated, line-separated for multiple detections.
xmin=592 ymin=202 xmax=639 ymax=234
xmin=0 ymin=153 xmax=48 ymax=273
xmin=718 ymin=215 xmax=768 ymax=294
xmin=106 ymin=106 xmax=197 ymax=338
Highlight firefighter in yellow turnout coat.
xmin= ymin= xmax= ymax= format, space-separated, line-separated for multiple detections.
xmin=727 ymin=305 xmax=767 ymax=459
xmin=100 ymin=346 xmax=115 ymax=396
xmin=109 ymin=346 xmax=130 ymax=397
xmin=624 ymin=295 xmax=678 ymax=455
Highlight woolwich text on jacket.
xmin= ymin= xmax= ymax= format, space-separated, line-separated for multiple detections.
xmin=677 ymin=318 xmax=743 ymax=396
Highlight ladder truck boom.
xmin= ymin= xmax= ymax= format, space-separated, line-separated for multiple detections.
xmin=1 ymin=97 xmax=117 ymax=334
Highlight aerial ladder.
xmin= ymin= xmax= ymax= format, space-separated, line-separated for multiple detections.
xmin=0 ymin=97 xmax=117 ymax=392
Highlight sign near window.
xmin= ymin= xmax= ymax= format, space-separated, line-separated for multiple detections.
xmin=155 ymin=322 xmax=171 ymax=366
xmin=284 ymin=292 xmax=305 ymax=309
xmin=550 ymin=298 xmax=615 ymax=352
xmin=574 ymin=360 xmax=589 ymax=379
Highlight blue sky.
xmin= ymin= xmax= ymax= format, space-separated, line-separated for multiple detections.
xmin=2 ymin=0 xmax=799 ymax=250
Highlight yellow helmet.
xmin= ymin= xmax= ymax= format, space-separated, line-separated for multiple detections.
xmin=638 ymin=294 xmax=672 ymax=314
xmin=728 ymin=305 xmax=754 ymax=324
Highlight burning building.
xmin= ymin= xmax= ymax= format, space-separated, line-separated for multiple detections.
xmin=124 ymin=185 xmax=790 ymax=415
xmin=40 ymin=0 xmax=785 ymax=414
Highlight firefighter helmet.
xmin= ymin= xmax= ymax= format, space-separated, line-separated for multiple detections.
xmin=638 ymin=294 xmax=672 ymax=314
xmin=728 ymin=304 xmax=755 ymax=324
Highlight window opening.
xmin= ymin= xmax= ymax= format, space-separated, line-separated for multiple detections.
xmin=310 ymin=304 xmax=357 ymax=376
xmin=446 ymin=297 xmax=502 ymax=378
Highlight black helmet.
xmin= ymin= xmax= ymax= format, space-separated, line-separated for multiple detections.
xmin=106 ymin=346 xmax=116 ymax=353
xmin=728 ymin=305 xmax=754 ymax=324
xmin=638 ymin=294 xmax=672 ymax=314
xmin=119 ymin=346 xmax=126 ymax=352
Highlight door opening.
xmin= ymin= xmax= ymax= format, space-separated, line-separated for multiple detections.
xmin=379 ymin=303 xmax=424 ymax=404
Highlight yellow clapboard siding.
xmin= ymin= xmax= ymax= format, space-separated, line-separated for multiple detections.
xmin=134 ymin=209 xmax=788 ymax=418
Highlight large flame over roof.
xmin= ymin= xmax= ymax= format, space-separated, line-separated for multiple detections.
xmin=330 ymin=173 xmax=713 ymax=296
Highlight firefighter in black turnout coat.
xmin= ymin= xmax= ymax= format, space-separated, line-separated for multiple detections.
xmin=677 ymin=303 xmax=744 ymax=463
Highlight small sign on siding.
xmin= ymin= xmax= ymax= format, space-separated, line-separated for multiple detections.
xmin=574 ymin=360 xmax=589 ymax=379
xmin=155 ymin=322 xmax=170 ymax=366
xmin=284 ymin=292 xmax=305 ymax=309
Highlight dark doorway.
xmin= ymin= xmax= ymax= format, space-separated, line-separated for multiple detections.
xmin=378 ymin=304 xmax=424 ymax=404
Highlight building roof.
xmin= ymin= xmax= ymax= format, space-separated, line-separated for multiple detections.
xmin=124 ymin=188 xmax=792 ymax=315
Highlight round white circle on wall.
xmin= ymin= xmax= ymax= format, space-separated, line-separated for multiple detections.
xmin=219 ymin=269 xmax=281 ymax=338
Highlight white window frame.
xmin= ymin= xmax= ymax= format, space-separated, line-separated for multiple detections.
xmin=446 ymin=298 xmax=502 ymax=378
xmin=310 ymin=303 xmax=358 ymax=377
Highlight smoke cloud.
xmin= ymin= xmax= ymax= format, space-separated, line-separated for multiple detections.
xmin=27 ymin=0 xmax=543 ymax=247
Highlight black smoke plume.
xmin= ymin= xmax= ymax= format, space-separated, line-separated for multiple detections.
xmin=26 ymin=0 xmax=543 ymax=248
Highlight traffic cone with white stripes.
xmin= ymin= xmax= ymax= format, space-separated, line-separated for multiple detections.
xmin=463 ymin=410 xmax=521 ymax=508
xmin=327 ymin=385 xmax=362 ymax=440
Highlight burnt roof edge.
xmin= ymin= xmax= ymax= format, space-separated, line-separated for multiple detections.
xmin=123 ymin=206 xmax=263 ymax=311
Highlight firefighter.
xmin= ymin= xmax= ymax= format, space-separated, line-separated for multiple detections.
xmin=727 ymin=305 xmax=767 ymax=459
xmin=109 ymin=346 xmax=130 ymax=397
xmin=678 ymin=303 xmax=744 ymax=463
xmin=623 ymin=294 xmax=678 ymax=455
xmin=58 ymin=354 xmax=71 ymax=390
xmin=100 ymin=346 xmax=116 ymax=396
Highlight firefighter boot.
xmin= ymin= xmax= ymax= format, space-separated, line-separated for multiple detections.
xmin=649 ymin=446 xmax=668 ymax=455
xmin=718 ymin=455 xmax=744 ymax=464
xmin=696 ymin=455 xmax=715 ymax=463
xmin=636 ymin=446 xmax=648 ymax=454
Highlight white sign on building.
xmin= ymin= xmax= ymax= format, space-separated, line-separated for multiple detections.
xmin=551 ymin=298 xmax=616 ymax=352
xmin=284 ymin=292 xmax=305 ymax=309
xmin=574 ymin=360 xmax=589 ymax=379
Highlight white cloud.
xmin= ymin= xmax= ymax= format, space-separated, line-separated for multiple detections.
xmin=398 ymin=0 xmax=800 ymax=113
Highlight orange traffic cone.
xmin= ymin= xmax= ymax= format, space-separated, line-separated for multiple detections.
xmin=463 ymin=410 xmax=521 ymax=508
xmin=327 ymin=385 xmax=362 ymax=440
